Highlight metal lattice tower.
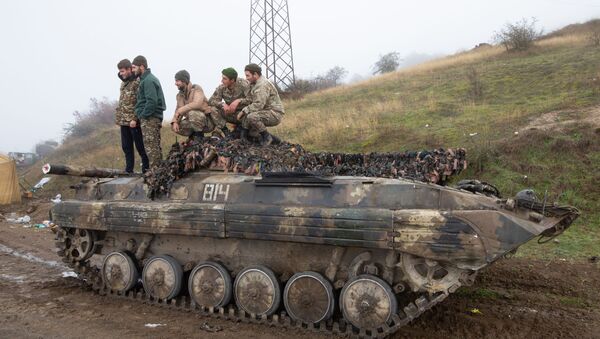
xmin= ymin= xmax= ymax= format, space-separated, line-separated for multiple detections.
xmin=249 ymin=0 xmax=295 ymax=90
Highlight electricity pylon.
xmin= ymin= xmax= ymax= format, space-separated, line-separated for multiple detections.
xmin=249 ymin=0 xmax=295 ymax=90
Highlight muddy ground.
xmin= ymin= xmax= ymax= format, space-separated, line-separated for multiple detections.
xmin=0 ymin=202 xmax=598 ymax=339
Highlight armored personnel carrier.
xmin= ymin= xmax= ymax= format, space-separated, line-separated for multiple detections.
xmin=45 ymin=161 xmax=578 ymax=338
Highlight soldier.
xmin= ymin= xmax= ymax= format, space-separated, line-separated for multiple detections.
xmin=208 ymin=67 xmax=251 ymax=134
xmin=131 ymin=55 xmax=166 ymax=168
xmin=238 ymin=63 xmax=284 ymax=145
xmin=170 ymin=70 xmax=214 ymax=141
xmin=116 ymin=59 xmax=149 ymax=173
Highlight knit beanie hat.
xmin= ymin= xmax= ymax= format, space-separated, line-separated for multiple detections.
xmin=175 ymin=70 xmax=190 ymax=83
xmin=244 ymin=63 xmax=262 ymax=74
xmin=222 ymin=67 xmax=238 ymax=80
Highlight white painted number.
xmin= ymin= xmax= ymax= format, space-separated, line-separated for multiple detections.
xmin=202 ymin=184 xmax=230 ymax=202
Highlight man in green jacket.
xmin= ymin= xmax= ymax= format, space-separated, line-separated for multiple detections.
xmin=132 ymin=55 xmax=166 ymax=168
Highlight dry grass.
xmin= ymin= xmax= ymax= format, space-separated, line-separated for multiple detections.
xmin=535 ymin=33 xmax=588 ymax=49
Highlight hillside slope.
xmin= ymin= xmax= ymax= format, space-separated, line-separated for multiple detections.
xmin=27 ymin=21 xmax=600 ymax=259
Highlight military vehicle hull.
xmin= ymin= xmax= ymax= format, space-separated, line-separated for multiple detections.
xmin=51 ymin=171 xmax=577 ymax=338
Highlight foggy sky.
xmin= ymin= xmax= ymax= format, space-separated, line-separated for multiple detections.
xmin=0 ymin=0 xmax=599 ymax=153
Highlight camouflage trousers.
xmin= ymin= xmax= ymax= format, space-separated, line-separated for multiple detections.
xmin=141 ymin=117 xmax=163 ymax=168
xmin=209 ymin=106 xmax=242 ymax=129
xmin=241 ymin=110 xmax=283 ymax=134
xmin=176 ymin=110 xmax=214 ymax=137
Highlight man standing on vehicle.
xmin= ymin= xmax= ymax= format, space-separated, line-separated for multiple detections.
xmin=116 ymin=59 xmax=149 ymax=173
xmin=132 ymin=55 xmax=166 ymax=168
xmin=238 ymin=63 xmax=284 ymax=145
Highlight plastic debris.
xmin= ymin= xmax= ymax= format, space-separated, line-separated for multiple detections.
xmin=144 ymin=323 xmax=166 ymax=328
xmin=469 ymin=308 xmax=482 ymax=315
xmin=33 ymin=177 xmax=51 ymax=190
xmin=200 ymin=322 xmax=222 ymax=333
xmin=50 ymin=194 xmax=62 ymax=204
xmin=7 ymin=215 xmax=31 ymax=224
xmin=33 ymin=223 xmax=47 ymax=229
xmin=61 ymin=271 xmax=78 ymax=278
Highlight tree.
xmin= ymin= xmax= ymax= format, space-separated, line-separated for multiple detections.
xmin=372 ymin=52 xmax=400 ymax=75
xmin=324 ymin=66 xmax=348 ymax=86
xmin=63 ymin=97 xmax=117 ymax=138
xmin=494 ymin=17 xmax=543 ymax=52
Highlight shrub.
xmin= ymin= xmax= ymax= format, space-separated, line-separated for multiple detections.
xmin=63 ymin=97 xmax=117 ymax=139
xmin=494 ymin=18 xmax=543 ymax=51
xmin=372 ymin=52 xmax=401 ymax=75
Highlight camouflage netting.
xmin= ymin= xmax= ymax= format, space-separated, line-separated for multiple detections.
xmin=144 ymin=137 xmax=468 ymax=199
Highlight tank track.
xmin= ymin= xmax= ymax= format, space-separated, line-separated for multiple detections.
xmin=55 ymin=228 xmax=456 ymax=338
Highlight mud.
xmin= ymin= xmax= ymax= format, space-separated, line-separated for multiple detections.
xmin=0 ymin=202 xmax=599 ymax=339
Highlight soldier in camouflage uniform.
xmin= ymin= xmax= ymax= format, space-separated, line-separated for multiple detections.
xmin=208 ymin=68 xmax=251 ymax=132
xmin=116 ymin=59 xmax=149 ymax=173
xmin=170 ymin=70 xmax=214 ymax=141
xmin=238 ymin=63 xmax=284 ymax=145
xmin=132 ymin=55 xmax=166 ymax=168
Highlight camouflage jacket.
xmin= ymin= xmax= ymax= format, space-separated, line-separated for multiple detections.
xmin=208 ymin=78 xmax=251 ymax=111
xmin=172 ymin=83 xmax=210 ymax=123
xmin=241 ymin=76 xmax=285 ymax=115
xmin=115 ymin=73 xmax=140 ymax=125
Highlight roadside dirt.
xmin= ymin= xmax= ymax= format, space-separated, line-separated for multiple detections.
xmin=1 ymin=202 xmax=598 ymax=339
xmin=520 ymin=104 xmax=600 ymax=132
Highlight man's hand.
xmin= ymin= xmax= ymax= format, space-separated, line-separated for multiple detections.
xmin=229 ymin=99 xmax=240 ymax=112
xmin=237 ymin=110 xmax=246 ymax=121
xmin=171 ymin=122 xmax=180 ymax=133
xmin=223 ymin=103 xmax=232 ymax=115
xmin=129 ymin=120 xmax=137 ymax=128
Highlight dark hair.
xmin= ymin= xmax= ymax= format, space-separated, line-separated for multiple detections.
xmin=244 ymin=63 xmax=262 ymax=76
xmin=132 ymin=55 xmax=148 ymax=68
xmin=117 ymin=59 xmax=132 ymax=69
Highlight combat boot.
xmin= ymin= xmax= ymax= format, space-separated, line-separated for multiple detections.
xmin=260 ymin=131 xmax=273 ymax=146
xmin=189 ymin=131 xmax=204 ymax=143
xmin=231 ymin=125 xmax=242 ymax=139
xmin=239 ymin=128 xmax=250 ymax=143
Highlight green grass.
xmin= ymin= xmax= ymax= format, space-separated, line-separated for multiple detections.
xmin=455 ymin=287 xmax=504 ymax=300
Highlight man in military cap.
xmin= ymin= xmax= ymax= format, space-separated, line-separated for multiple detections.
xmin=170 ymin=70 xmax=214 ymax=141
xmin=238 ymin=63 xmax=284 ymax=145
xmin=132 ymin=55 xmax=166 ymax=168
xmin=208 ymin=67 xmax=251 ymax=134
xmin=116 ymin=58 xmax=149 ymax=173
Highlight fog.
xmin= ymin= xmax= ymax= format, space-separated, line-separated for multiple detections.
xmin=0 ymin=0 xmax=598 ymax=153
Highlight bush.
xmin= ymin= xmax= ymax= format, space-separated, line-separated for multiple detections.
xmin=372 ymin=52 xmax=400 ymax=75
xmin=63 ymin=97 xmax=117 ymax=139
xmin=494 ymin=18 xmax=543 ymax=51
xmin=283 ymin=66 xmax=348 ymax=99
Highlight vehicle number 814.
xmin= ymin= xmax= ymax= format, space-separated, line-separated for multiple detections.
xmin=202 ymin=184 xmax=230 ymax=202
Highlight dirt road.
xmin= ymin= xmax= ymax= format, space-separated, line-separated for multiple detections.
xmin=1 ymin=202 xmax=598 ymax=339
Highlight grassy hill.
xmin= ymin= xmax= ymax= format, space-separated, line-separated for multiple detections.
xmin=26 ymin=20 xmax=600 ymax=260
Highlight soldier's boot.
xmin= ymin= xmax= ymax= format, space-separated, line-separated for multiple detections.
xmin=211 ymin=128 xmax=226 ymax=140
xmin=270 ymin=134 xmax=282 ymax=145
xmin=240 ymin=128 xmax=250 ymax=143
xmin=231 ymin=125 xmax=242 ymax=139
xmin=259 ymin=131 xmax=274 ymax=146
xmin=189 ymin=131 xmax=205 ymax=143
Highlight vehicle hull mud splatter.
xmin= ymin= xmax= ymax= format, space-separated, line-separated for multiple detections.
xmin=44 ymin=141 xmax=578 ymax=338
